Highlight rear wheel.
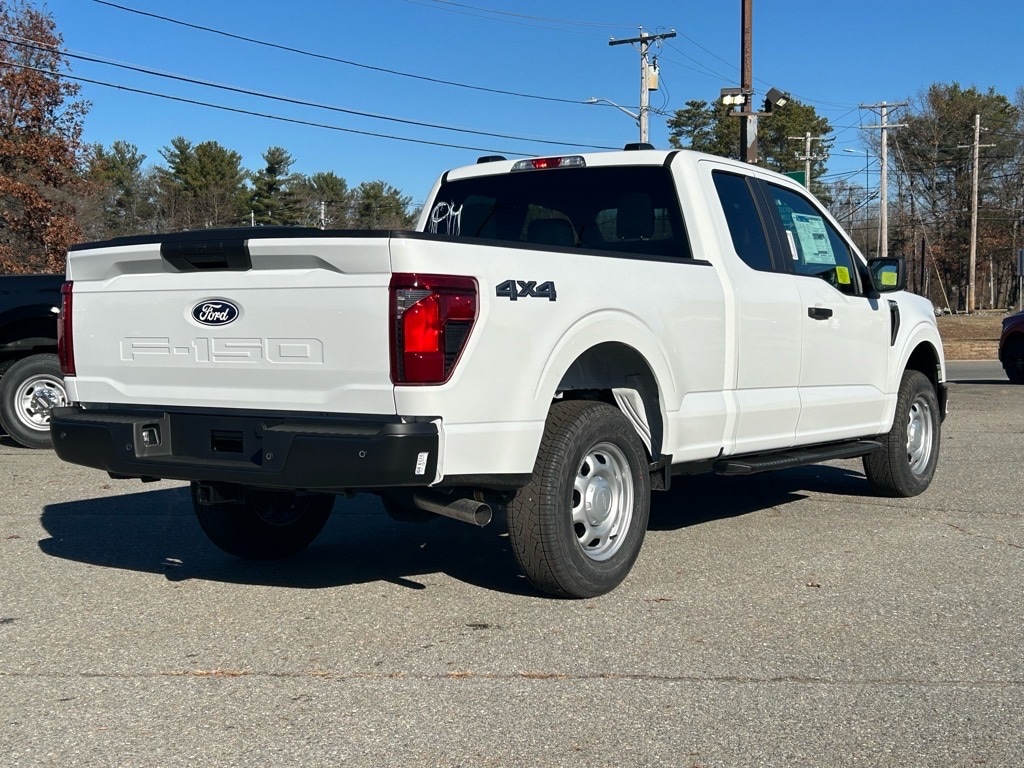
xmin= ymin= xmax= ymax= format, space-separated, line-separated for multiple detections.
xmin=191 ymin=484 xmax=334 ymax=559
xmin=1002 ymin=338 xmax=1024 ymax=384
xmin=863 ymin=370 xmax=941 ymax=497
xmin=0 ymin=353 xmax=68 ymax=449
xmin=507 ymin=400 xmax=651 ymax=598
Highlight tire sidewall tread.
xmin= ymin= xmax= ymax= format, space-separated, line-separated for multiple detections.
xmin=508 ymin=400 xmax=651 ymax=598
xmin=863 ymin=369 xmax=940 ymax=498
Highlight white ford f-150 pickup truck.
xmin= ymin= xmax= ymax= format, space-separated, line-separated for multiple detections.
xmin=51 ymin=147 xmax=946 ymax=598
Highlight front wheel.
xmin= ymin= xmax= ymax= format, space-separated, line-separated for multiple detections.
xmin=0 ymin=353 xmax=68 ymax=449
xmin=863 ymin=370 xmax=941 ymax=497
xmin=1002 ymin=338 xmax=1024 ymax=384
xmin=191 ymin=484 xmax=334 ymax=559
xmin=507 ymin=400 xmax=651 ymax=598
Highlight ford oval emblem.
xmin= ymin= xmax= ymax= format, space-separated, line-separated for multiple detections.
xmin=192 ymin=299 xmax=240 ymax=326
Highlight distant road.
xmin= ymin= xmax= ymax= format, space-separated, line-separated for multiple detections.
xmin=946 ymin=359 xmax=1007 ymax=383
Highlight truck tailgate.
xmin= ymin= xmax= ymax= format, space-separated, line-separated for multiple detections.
xmin=65 ymin=234 xmax=396 ymax=415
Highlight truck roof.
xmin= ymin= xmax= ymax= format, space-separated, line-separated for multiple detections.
xmin=443 ymin=147 xmax=778 ymax=183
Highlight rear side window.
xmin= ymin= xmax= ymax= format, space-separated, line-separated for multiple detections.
xmin=712 ymin=171 xmax=773 ymax=272
xmin=429 ymin=166 xmax=692 ymax=260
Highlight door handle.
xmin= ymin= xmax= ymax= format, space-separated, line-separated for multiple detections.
xmin=807 ymin=306 xmax=833 ymax=320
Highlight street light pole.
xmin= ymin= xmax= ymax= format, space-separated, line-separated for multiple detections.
xmin=586 ymin=98 xmax=640 ymax=136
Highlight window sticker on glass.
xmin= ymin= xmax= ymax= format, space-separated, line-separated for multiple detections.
xmin=835 ymin=266 xmax=851 ymax=284
xmin=791 ymin=213 xmax=835 ymax=265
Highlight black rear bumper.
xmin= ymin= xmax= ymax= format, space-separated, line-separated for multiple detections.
xmin=50 ymin=406 xmax=438 ymax=492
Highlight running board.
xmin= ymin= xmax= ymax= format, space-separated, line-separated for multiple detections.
xmin=712 ymin=440 xmax=883 ymax=476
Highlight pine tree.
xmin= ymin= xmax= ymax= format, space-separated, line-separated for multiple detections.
xmin=667 ymin=96 xmax=832 ymax=189
xmin=156 ymin=137 xmax=248 ymax=229
xmin=294 ymin=171 xmax=351 ymax=228
xmin=351 ymin=180 xmax=414 ymax=229
xmin=80 ymin=141 xmax=155 ymax=239
xmin=249 ymin=146 xmax=302 ymax=226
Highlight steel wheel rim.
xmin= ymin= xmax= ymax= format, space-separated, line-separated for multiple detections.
xmin=14 ymin=374 xmax=68 ymax=432
xmin=906 ymin=396 xmax=934 ymax=476
xmin=571 ymin=441 xmax=634 ymax=562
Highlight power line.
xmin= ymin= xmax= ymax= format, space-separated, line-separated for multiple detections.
xmin=90 ymin=0 xmax=587 ymax=105
xmin=661 ymin=41 xmax=734 ymax=83
xmin=6 ymin=36 xmax=614 ymax=150
xmin=1 ymin=58 xmax=542 ymax=156
xmin=402 ymin=0 xmax=636 ymax=30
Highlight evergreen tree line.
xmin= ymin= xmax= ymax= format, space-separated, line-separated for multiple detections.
xmin=77 ymin=138 xmax=418 ymax=243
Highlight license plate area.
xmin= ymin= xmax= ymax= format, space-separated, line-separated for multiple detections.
xmin=170 ymin=413 xmax=264 ymax=464
xmin=210 ymin=429 xmax=244 ymax=454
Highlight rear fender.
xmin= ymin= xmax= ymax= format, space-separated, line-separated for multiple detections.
xmin=536 ymin=312 xmax=676 ymax=457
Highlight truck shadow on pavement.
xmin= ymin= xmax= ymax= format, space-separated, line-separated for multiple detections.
xmin=649 ymin=462 xmax=870 ymax=529
xmin=39 ymin=487 xmax=537 ymax=596
xmin=38 ymin=463 xmax=869 ymax=595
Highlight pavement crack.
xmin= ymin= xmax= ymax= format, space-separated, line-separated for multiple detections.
xmin=944 ymin=522 xmax=1023 ymax=549
xmin=2 ymin=669 xmax=1023 ymax=688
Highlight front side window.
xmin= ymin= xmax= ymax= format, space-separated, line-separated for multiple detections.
xmin=765 ymin=183 xmax=859 ymax=295
xmin=429 ymin=166 xmax=692 ymax=260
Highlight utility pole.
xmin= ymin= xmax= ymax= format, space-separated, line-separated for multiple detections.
xmin=960 ymin=113 xmax=994 ymax=312
xmin=609 ymin=28 xmax=676 ymax=145
xmin=969 ymin=114 xmax=981 ymax=312
xmin=788 ymin=131 xmax=824 ymax=188
xmin=860 ymin=101 xmax=907 ymax=259
xmin=739 ymin=0 xmax=756 ymax=162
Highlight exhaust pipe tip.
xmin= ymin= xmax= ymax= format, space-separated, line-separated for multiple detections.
xmin=412 ymin=491 xmax=492 ymax=527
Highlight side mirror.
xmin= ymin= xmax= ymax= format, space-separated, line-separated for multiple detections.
xmin=868 ymin=257 xmax=905 ymax=294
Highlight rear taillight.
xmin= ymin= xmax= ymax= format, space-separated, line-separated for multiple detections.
xmin=57 ymin=281 xmax=75 ymax=376
xmin=390 ymin=273 xmax=477 ymax=384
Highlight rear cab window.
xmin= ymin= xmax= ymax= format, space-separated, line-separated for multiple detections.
xmin=712 ymin=171 xmax=773 ymax=272
xmin=428 ymin=165 xmax=693 ymax=261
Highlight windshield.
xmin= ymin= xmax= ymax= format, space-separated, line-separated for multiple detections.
xmin=428 ymin=165 xmax=692 ymax=260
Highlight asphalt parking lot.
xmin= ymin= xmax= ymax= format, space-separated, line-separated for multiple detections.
xmin=1 ymin=361 xmax=1021 ymax=767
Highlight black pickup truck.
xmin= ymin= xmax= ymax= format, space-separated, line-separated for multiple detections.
xmin=0 ymin=274 xmax=66 ymax=448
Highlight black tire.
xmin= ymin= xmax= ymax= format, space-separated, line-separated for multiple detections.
xmin=191 ymin=484 xmax=334 ymax=559
xmin=863 ymin=370 xmax=941 ymax=497
xmin=507 ymin=400 xmax=651 ymax=598
xmin=0 ymin=353 xmax=68 ymax=449
xmin=1002 ymin=337 xmax=1024 ymax=384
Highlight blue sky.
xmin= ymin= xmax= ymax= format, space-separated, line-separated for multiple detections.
xmin=47 ymin=0 xmax=1024 ymax=209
